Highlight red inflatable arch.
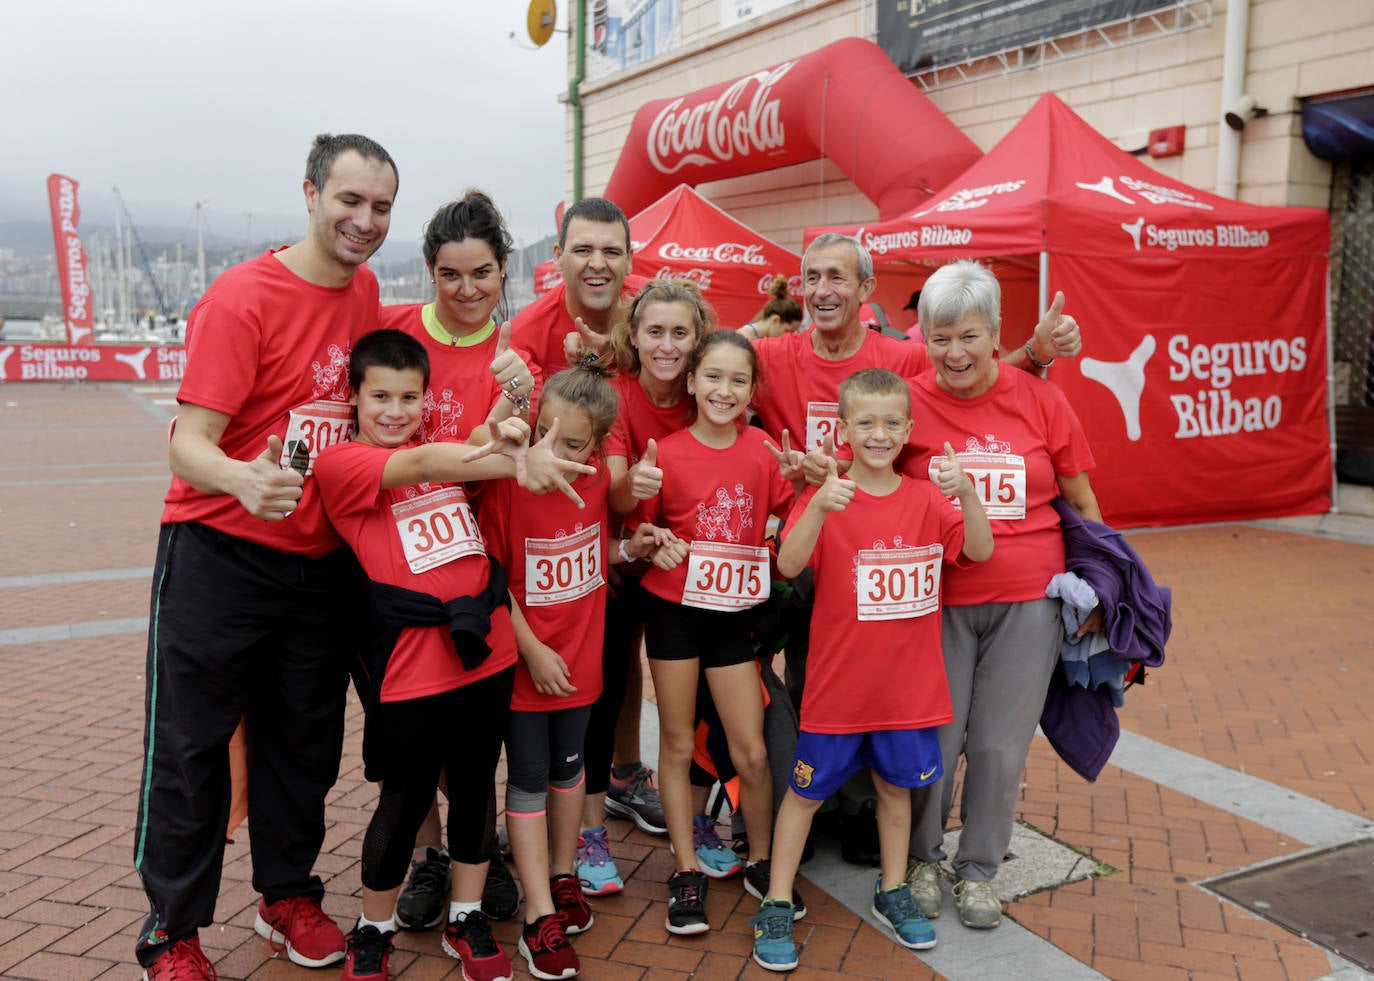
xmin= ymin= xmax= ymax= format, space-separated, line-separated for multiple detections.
xmin=602 ymin=37 xmax=981 ymax=221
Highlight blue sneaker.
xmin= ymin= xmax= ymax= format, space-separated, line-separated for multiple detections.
xmin=575 ymin=826 xmax=623 ymax=896
xmin=872 ymin=877 xmax=937 ymax=950
xmin=692 ymin=815 xmax=742 ymax=879
xmin=750 ymin=900 xmax=799 ymax=972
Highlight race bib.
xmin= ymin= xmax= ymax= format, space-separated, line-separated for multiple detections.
xmin=682 ymin=541 xmax=770 ymax=612
xmin=392 ymin=486 xmax=484 ymax=574
xmin=804 ymin=401 xmax=846 ymax=450
xmin=928 ymin=451 xmax=1027 ymax=520
xmin=856 ymin=545 xmax=943 ymax=621
xmin=280 ymin=399 xmax=354 ymax=476
xmin=524 ymin=523 xmax=604 ymax=607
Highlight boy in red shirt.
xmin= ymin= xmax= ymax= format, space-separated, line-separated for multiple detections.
xmin=750 ymin=368 xmax=993 ymax=972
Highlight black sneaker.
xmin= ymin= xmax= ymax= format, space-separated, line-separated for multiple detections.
xmin=743 ymin=859 xmax=807 ymax=920
xmin=605 ymin=766 xmax=668 ymax=835
xmin=481 ymin=848 xmax=520 ymax=921
xmin=665 ymin=869 xmax=710 ymax=935
xmin=341 ymin=923 xmax=394 ymax=980
xmin=394 ymin=847 xmax=449 ymax=930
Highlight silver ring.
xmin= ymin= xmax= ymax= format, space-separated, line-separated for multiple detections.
xmin=506 ymin=377 xmax=522 ymax=392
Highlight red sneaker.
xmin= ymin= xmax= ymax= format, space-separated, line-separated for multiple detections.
xmin=441 ymin=911 xmax=513 ymax=981
xmin=254 ymin=895 xmax=346 ymax=967
xmin=143 ymin=936 xmax=217 ymax=980
xmin=549 ymin=874 xmax=594 ymax=934
xmin=518 ymin=914 xmax=579 ymax=980
xmin=340 ymin=923 xmax=394 ymax=980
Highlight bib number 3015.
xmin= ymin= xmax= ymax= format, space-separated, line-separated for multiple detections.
xmin=525 ymin=523 xmax=603 ymax=606
xmin=682 ymin=541 xmax=770 ymax=612
xmin=856 ymin=544 xmax=943 ymax=621
xmin=392 ymin=486 xmax=484 ymax=574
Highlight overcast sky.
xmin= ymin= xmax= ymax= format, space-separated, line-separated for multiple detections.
xmin=2 ymin=0 xmax=569 ymax=258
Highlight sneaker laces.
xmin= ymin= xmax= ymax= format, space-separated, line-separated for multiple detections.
xmin=264 ymin=897 xmax=333 ymax=955
xmin=154 ymin=938 xmax=218 ymax=980
xmin=347 ymin=926 xmax=393 ymax=974
xmin=882 ymin=885 xmax=925 ymax=922
xmin=410 ymin=854 xmax=451 ymax=894
xmin=693 ymin=817 xmax=727 ymax=853
xmin=957 ymin=879 xmax=997 ymax=906
xmin=755 ymin=903 xmax=793 ymax=940
xmin=529 ymin=915 xmax=571 ymax=952
xmin=623 ymin=767 xmax=657 ymax=801
xmin=577 ymin=828 xmax=612 ymax=867
xmin=451 ymin=911 xmax=500 ymax=957
xmin=671 ymin=875 xmax=704 ymax=905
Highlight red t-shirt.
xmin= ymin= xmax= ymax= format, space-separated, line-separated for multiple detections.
xmin=632 ymin=427 xmax=794 ymax=605
xmin=162 ymin=250 xmax=379 ymax=556
xmin=752 ymin=329 xmax=930 ymax=450
xmin=900 ymin=367 xmax=1095 ymax=606
xmin=480 ymin=471 xmax=610 ymax=712
xmin=783 ymin=477 xmax=965 ymax=733
xmin=314 ymin=440 xmax=517 ymax=703
xmin=378 ymin=304 xmax=508 ymax=445
xmin=603 ymin=374 xmax=696 ymax=464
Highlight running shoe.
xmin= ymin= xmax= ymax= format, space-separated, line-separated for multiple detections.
xmin=394 ymin=847 xmax=450 ymax=930
xmin=749 ymin=899 xmax=799 ymax=972
xmin=665 ymin=869 xmax=709 ymax=935
xmin=574 ymin=826 xmax=624 ymax=896
xmin=518 ymin=913 xmax=579 ymax=980
xmin=341 ymin=923 xmax=395 ymax=980
xmin=482 ymin=848 xmax=520 ymax=921
xmin=691 ymin=814 xmax=743 ymax=879
xmin=254 ymin=895 xmax=346 ymax=967
xmin=605 ymin=766 xmax=667 ymax=835
xmin=952 ymin=877 xmax=1002 ymax=929
xmin=441 ymin=911 xmax=513 ymax=981
xmin=872 ymin=877 xmax=937 ymax=950
xmin=549 ymin=873 xmax=594 ymax=934
xmin=142 ymin=936 xmax=216 ymax=980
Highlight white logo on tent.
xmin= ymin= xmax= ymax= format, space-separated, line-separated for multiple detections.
xmin=1075 ymin=177 xmax=1136 ymax=205
xmin=113 ymin=347 xmax=152 ymax=379
xmin=1080 ymin=335 xmax=1156 ymax=441
xmin=1121 ymin=217 xmax=1145 ymax=251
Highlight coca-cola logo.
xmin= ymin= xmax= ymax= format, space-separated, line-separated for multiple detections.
xmin=654 ymin=266 xmax=713 ymax=290
xmin=539 ymin=269 xmax=564 ymax=290
xmin=756 ymin=273 xmax=801 ymax=296
xmin=659 ymin=241 xmax=766 ymax=266
xmin=647 ymin=63 xmax=794 ymax=175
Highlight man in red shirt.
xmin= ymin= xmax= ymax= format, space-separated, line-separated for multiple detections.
xmin=133 ymin=134 xmax=397 ymax=981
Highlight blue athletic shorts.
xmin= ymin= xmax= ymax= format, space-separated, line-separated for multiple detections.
xmin=789 ymin=728 xmax=943 ymax=800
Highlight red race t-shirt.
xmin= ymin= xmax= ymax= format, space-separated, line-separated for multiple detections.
xmin=783 ymin=477 xmax=966 ymax=733
xmin=752 ymin=329 xmax=929 ymax=451
xmin=315 ymin=440 xmax=517 ymax=703
xmin=163 ymin=250 xmax=380 ymax=556
xmin=603 ymin=374 xmax=696 ymax=464
xmin=480 ymin=471 xmax=610 ymax=712
xmin=900 ymin=367 xmax=1095 ymax=606
xmin=632 ymin=427 xmax=794 ymax=608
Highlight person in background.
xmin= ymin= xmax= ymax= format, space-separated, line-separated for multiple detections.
xmin=902 ymin=291 xmax=923 ymax=341
xmin=739 ymin=274 xmax=803 ymax=339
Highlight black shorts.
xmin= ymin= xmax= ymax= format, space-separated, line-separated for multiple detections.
xmin=642 ymin=591 xmax=758 ymax=669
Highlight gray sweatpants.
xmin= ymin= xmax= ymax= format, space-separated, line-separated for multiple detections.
xmin=909 ymin=598 xmax=1061 ymax=882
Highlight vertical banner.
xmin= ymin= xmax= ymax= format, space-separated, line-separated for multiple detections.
xmin=46 ymin=174 xmax=95 ymax=346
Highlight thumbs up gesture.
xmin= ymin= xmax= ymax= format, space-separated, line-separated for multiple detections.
xmin=239 ymin=434 xmax=305 ymax=521
xmin=935 ymin=442 xmax=969 ymax=498
xmin=815 ymin=456 xmax=855 ymax=513
xmin=1031 ymin=290 xmax=1082 ymax=360
xmin=628 ymin=438 xmax=663 ymax=500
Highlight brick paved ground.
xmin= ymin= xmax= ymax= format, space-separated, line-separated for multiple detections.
xmin=1 ymin=380 xmax=1370 ymax=980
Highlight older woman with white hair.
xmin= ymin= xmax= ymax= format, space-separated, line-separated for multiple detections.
xmin=900 ymin=259 xmax=1101 ymax=930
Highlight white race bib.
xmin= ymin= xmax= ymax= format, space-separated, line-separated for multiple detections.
xmin=280 ymin=399 xmax=354 ymax=476
xmin=524 ymin=523 xmax=604 ymax=607
xmin=682 ymin=541 xmax=770 ymax=611
xmin=392 ymin=486 xmax=484 ymax=574
xmin=856 ymin=545 xmax=943 ymax=621
xmin=928 ymin=451 xmax=1027 ymax=520
xmin=804 ymin=401 xmax=846 ymax=450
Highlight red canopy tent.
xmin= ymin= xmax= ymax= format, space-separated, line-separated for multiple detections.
xmin=808 ymin=93 xmax=1332 ymax=528
xmin=534 ymin=184 xmax=803 ymax=327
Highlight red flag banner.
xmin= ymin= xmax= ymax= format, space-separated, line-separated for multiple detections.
xmin=46 ymin=174 xmax=95 ymax=346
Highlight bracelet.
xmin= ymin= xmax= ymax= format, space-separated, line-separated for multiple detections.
xmin=1024 ymin=340 xmax=1055 ymax=370
xmin=503 ymin=388 xmax=531 ymax=414
xmin=617 ymin=538 xmax=634 ymax=563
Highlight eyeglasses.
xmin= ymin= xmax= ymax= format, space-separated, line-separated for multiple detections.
xmin=847 ymin=419 xmax=908 ymax=436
